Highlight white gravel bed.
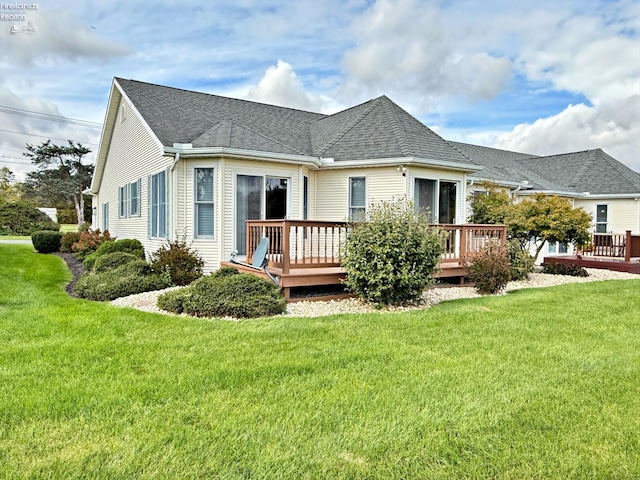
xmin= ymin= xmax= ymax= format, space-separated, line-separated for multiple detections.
xmin=110 ymin=268 xmax=638 ymax=319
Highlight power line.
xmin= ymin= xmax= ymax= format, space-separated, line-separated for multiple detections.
xmin=0 ymin=158 xmax=32 ymax=165
xmin=0 ymin=105 xmax=103 ymax=128
xmin=0 ymin=127 xmax=99 ymax=146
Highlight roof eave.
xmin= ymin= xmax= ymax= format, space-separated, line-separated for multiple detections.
xmin=516 ymin=189 xmax=584 ymax=198
xmin=163 ymin=146 xmax=324 ymax=168
xmin=318 ymin=156 xmax=483 ymax=172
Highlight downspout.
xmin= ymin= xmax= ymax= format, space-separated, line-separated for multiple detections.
xmin=170 ymin=151 xmax=180 ymax=241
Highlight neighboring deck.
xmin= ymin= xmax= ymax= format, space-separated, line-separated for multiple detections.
xmin=222 ymin=220 xmax=507 ymax=300
xmin=544 ymin=231 xmax=640 ymax=275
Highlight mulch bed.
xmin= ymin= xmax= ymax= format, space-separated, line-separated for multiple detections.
xmin=53 ymin=252 xmax=86 ymax=297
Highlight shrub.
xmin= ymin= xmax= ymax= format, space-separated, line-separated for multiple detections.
xmin=71 ymin=229 xmax=113 ymax=260
xmin=74 ymin=260 xmax=172 ymax=301
xmin=83 ymin=238 xmax=145 ymax=270
xmin=212 ymin=266 xmax=240 ymax=278
xmin=507 ymin=239 xmax=535 ymax=281
xmin=31 ymin=230 xmax=63 ymax=253
xmin=93 ymin=252 xmax=141 ymax=273
xmin=183 ymin=273 xmax=286 ymax=319
xmin=542 ymin=261 xmax=589 ymax=277
xmin=150 ymin=237 xmax=204 ymax=286
xmin=342 ymin=196 xmax=444 ymax=306
xmin=60 ymin=231 xmax=81 ymax=253
xmin=0 ymin=201 xmax=59 ymax=235
xmin=467 ymin=248 xmax=512 ymax=295
xmin=157 ymin=287 xmax=191 ymax=314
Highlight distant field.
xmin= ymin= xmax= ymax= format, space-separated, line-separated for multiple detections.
xmin=1 ymin=243 xmax=639 ymax=478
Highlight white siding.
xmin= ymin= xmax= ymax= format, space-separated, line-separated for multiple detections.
xmin=315 ymin=167 xmax=408 ymax=221
xmin=575 ymin=198 xmax=640 ymax=234
xmin=94 ymin=98 xmax=172 ymax=259
xmin=315 ymin=166 xmax=467 ymax=223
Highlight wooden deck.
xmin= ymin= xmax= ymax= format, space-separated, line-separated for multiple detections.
xmin=544 ymin=230 xmax=640 ymax=275
xmin=543 ymin=255 xmax=640 ymax=274
xmin=225 ymin=220 xmax=508 ymax=300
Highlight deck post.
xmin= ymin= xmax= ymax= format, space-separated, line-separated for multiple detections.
xmin=282 ymin=220 xmax=291 ymax=275
xmin=459 ymin=225 xmax=467 ymax=264
xmin=625 ymin=230 xmax=632 ymax=263
xmin=246 ymin=221 xmax=252 ymax=264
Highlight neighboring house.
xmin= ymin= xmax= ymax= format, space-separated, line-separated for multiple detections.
xmin=449 ymin=142 xmax=640 ymax=259
xmin=89 ymin=77 xmax=640 ymax=271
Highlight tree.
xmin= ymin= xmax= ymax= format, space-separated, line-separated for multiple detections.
xmin=0 ymin=167 xmax=20 ymax=203
xmin=22 ymin=140 xmax=93 ymax=227
xmin=514 ymin=193 xmax=592 ymax=261
xmin=469 ymin=186 xmax=592 ymax=261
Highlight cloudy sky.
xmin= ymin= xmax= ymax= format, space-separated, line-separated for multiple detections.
xmin=0 ymin=0 xmax=638 ymax=180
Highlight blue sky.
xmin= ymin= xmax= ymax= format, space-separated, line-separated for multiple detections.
xmin=0 ymin=0 xmax=638 ymax=179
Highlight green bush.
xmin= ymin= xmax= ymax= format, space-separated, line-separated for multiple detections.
xmin=157 ymin=287 xmax=191 ymax=314
xmin=466 ymin=248 xmax=512 ymax=295
xmin=74 ymin=260 xmax=172 ymax=301
xmin=507 ymin=239 xmax=535 ymax=281
xmin=542 ymin=261 xmax=589 ymax=277
xmin=83 ymin=238 xmax=145 ymax=270
xmin=72 ymin=229 xmax=112 ymax=260
xmin=60 ymin=231 xmax=81 ymax=253
xmin=0 ymin=201 xmax=59 ymax=235
xmin=212 ymin=266 xmax=240 ymax=278
xmin=150 ymin=237 xmax=204 ymax=286
xmin=93 ymin=252 xmax=141 ymax=273
xmin=31 ymin=230 xmax=63 ymax=254
xmin=342 ymin=197 xmax=444 ymax=306
xmin=183 ymin=273 xmax=286 ymax=319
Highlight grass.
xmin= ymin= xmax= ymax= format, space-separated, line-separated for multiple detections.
xmin=0 ymin=224 xmax=77 ymax=241
xmin=1 ymin=243 xmax=639 ymax=478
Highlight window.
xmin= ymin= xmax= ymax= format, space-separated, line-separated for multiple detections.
xmin=118 ymin=185 xmax=127 ymax=218
xmin=118 ymin=180 xmax=141 ymax=218
xmin=549 ymin=242 xmax=569 ymax=254
xmin=414 ymin=178 xmax=458 ymax=223
xmin=150 ymin=170 xmax=167 ymax=238
xmin=596 ymin=204 xmax=608 ymax=233
xmin=194 ymin=168 xmax=214 ymax=238
xmin=349 ymin=176 xmax=366 ymax=221
xmin=102 ymin=202 xmax=109 ymax=231
xmin=235 ymin=175 xmax=290 ymax=254
xmin=303 ymin=175 xmax=309 ymax=220
xmin=129 ymin=179 xmax=140 ymax=216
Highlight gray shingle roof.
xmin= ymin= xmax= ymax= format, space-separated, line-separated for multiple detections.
xmin=116 ymin=78 xmax=473 ymax=166
xmin=451 ymin=141 xmax=640 ymax=194
xmin=524 ymin=149 xmax=640 ymax=194
xmin=115 ymin=78 xmax=638 ymax=195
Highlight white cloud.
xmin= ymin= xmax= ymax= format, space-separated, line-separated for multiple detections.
xmin=245 ymin=60 xmax=325 ymax=112
xmin=339 ymin=0 xmax=513 ymax=111
xmin=493 ymin=95 xmax=640 ymax=171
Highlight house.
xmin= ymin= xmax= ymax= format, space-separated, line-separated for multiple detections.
xmin=88 ymin=77 xmax=640 ymax=274
xmin=89 ymin=77 xmax=486 ymax=273
xmin=449 ymin=142 xmax=640 ymax=259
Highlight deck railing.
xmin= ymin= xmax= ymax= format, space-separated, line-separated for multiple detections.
xmin=246 ymin=220 xmax=508 ymax=274
xmin=580 ymin=231 xmax=640 ymax=262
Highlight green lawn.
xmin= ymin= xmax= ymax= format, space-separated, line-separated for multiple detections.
xmin=1 ymin=243 xmax=639 ymax=479
xmin=0 ymin=224 xmax=77 ymax=241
